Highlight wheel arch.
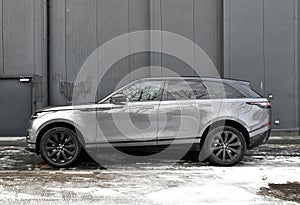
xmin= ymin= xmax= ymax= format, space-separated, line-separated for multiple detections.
xmin=200 ymin=120 xmax=250 ymax=150
xmin=36 ymin=121 xmax=85 ymax=154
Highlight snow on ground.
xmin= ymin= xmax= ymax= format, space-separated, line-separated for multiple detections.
xmin=0 ymin=137 xmax=25 ymax=141
xmin=0 ymin=143 xmax=299 ymax=204
xmin=147 ymin=167 xmax=300 ymax=205
xmin=0 ymin=164 xmax=300 ymax=204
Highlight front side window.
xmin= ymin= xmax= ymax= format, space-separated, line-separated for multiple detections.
xmin=120 ymin=81 xmax=163 ymax=102
xmin=163 ymin=80 xmax=209 ymax=101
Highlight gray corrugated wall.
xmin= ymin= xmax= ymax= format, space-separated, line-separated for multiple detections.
xmin=49 ymin=0 xmax=222 ymax=105
xmin=224 ymin=0 xmax=299 ymax=130
xmin=49 ymin=0 xmax=67 ymax=105
xmin=150 ymin=0 xmax=222 ymax=77
xmin=33 ymin=0 xmax=48 ymax=110
xmin=224 ymin=0 xmax=265 ymax=95
xmin=264 ymin=0 xmax=298 ymax=130
xmin=0 ymin=0 xmax=47 ymax=110
xmin=0 ymin=1 xmax=2 ymax=76
xmin=299 ymin=0 xmax=300 ymax=133
xmin=3 ymin=0 xmax=34 ymax=76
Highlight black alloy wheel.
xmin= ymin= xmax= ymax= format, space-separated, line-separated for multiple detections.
xmin=40 ymin=127 xmax=82 ymax=168
xmin=203 ymin=126 xmax=246 ymax=166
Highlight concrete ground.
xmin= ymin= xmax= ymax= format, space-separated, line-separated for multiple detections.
xmin=0 ymin=136 xmax=299 ymax=204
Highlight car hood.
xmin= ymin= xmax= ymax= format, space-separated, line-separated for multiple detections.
xmin=36 ymin=104 xmax=97 ymax=113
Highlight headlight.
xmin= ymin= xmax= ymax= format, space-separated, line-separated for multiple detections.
xmin=31 ymin=112 xmax=55 ymax=119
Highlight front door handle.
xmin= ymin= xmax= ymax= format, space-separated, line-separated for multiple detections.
xmin=140 ymin=105 xmax=155 ymax=110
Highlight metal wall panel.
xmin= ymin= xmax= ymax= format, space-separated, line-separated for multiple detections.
xmin=66 ymin=0 xmax=97 ymax=103
xmin=0 ymin=0 xmax=3 ymax=76
xmin=195 ymin=0 xmax=222 ymax=73
xmin=150 ymin=0 xmax=162 ymax=76
xmin=49 ymin=0 xmax=222 ymax=103
xmin=264 ymin=0 xmax=297 ymax=129
xmin=0 ymin=79 xmax=32 ymax=136
xmin=224 ymin=0 xmax=265 ymax=95
xmin=3 ymin=0 xmax=34 ymax=76
xmin=150 ymin=0 xmax=222 ymax=77
xmin=33 ymin=0 xmax=48 ymax=109
xmin=97 ymin=0 xmax=129 ymax=100
xmin=49 ymin=0 xmax=67 ymax=105
xmin=299 ymin=0 xmax=300 ymax=132
xmin=224 ymin=0 xmax=299 ymax=130
xmin=161 ymin=0 xmax=195 ymax=76
xmin=34 ymin=0 xmax=43 ymax=77
xmin=0 ymin=0 xmax=46 ymax=129
xmin=129 ymin=0 xmax=150 ymax=81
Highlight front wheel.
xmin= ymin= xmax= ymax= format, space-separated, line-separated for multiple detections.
xmin=40 ymin=127 xmax=82 ymax=168
xmin=203 ymin=126 xmax=246 ymax=166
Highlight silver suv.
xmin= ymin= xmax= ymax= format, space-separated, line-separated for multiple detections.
xmin=26 ymin=77 xmax=271 ymax=167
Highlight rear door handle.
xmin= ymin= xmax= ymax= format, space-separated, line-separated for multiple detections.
xmin=192 ymin=103 xmax=212 ymax=109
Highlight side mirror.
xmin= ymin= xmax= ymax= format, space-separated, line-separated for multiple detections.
xmin=111 ymin=94 xmax=126 ymax=105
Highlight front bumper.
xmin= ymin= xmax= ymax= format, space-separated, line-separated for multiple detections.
xmin=25 ymin=131 xmax=37 ymax=153
xmin=249 ymin=129 xmax=271 ymax=149
xmin=25 ymin=142 xmax=36 ymax=152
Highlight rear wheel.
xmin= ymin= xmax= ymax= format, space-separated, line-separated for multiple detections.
xmin=40 ymin=127 xmax=82 ymax=168
xmin=203 ymin=126 xmax=246 ymax=166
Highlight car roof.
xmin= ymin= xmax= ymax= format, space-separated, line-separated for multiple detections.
xmin=139 ymin=77 xmax=250 ymax=85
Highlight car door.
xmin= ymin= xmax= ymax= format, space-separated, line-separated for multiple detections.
xmin=157 ymin=79 xmax=210 ymax=146
xmin=96 ymin=80 xmax=164 ymax=147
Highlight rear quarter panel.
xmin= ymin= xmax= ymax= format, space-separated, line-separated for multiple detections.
xmin=198 ymin=98 xmax=271 ymax=136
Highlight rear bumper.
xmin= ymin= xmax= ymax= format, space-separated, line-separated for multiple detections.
xmin=249 ymin=129 xmax=271 ymax=149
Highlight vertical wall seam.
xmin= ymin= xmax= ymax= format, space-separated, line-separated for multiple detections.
xmin=96 ymin=0 xmax=99 ymax=90
xmin=228 ymin=0 xmax=231 ymax=77
xmin=193 ymin=0 xmax=195 ymax=77
xmin=220 ymin=0 xmax=224 ymax=77
xmin=160 ymin=0 xmax=162 ymax=76
xmin=32 ymin=0 xmax=35 ymax=113
xmin=64 ymin=0 xmax=67 ymax=104
xmin=33 ymin=0 xmax=36 ymax=76
xmin=45 ymin=0 xmax=49 ymax=106
xmin=263 ymin=0 xmax=266 ymax=96
xmin=148 ymin=0 xmax=152 ymax=77
xmin=128 ymin=0 xmax=130 ymax=82
xmin=1 ymin=0 xmax=4 ymax=75
xmin=294 ymin=0 xmax=299 ymax=128
xmin=96 ymin=0 xmax=98 ymax=48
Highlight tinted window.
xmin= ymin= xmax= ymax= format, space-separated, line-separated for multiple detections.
xmin=164 ymin=80 xmax=209 ymax=100
xmin=203 ymin=81 xmax=245 ymax=98
xmin=120 ymin=81 xmax=162 ymax=102
xmin=229 ymin=83 xmax=261 ymax=98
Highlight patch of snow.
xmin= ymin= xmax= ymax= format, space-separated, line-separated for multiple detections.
xmin=147 ymin=167 xmax=300 ymax=205
xmin=48 ymin=171 xmax=95 ymax=175
xmin=0 ymin=137 xmax=25 ymax=141
xmin=47 ymin=187 xmax=119 ymax=197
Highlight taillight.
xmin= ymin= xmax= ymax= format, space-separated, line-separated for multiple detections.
xmin=246 ymin=101 xmax=271 ymax=109
xmin=262 ymin=121 xmax=272 ymax=127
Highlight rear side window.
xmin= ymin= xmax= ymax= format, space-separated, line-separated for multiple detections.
xmin=203 ymin=81 xmax=245 ymax=99
xmin=163 ymin=80 xmax=209 ymax=100
xmin=229 ymin=83 xmax=261 ymax=98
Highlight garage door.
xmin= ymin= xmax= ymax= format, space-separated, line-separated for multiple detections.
xmin=0 ymin=78 xmax=32 ymax=136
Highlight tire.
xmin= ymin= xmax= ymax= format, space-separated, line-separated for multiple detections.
xmin=203 ymin=126 xmax=246 ymax=166
xmin=40 ymin=127 xmax=82 ymax=168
